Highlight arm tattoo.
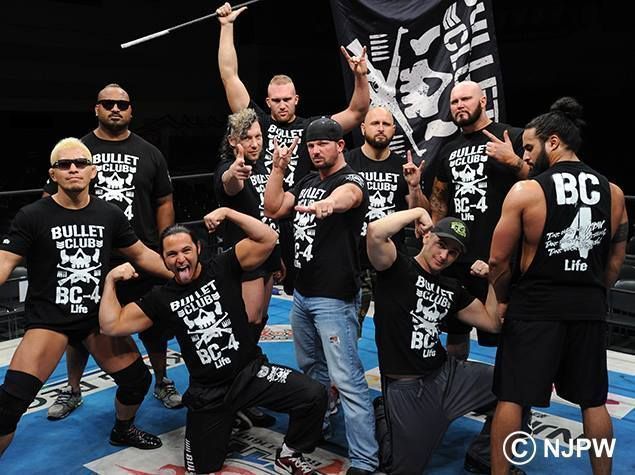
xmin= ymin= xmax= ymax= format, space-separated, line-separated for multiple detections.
xmin=612 ymin=222 xmax=629 ymax=243
xmin=511 ymin=157 xmax=524 ymax=174
xmin=430 ymin=181 xmax=448 ymax=219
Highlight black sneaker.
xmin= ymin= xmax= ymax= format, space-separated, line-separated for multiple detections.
xmin=464 ymin=453 xmax=526 ymax=475
xmin=109 ymin=425 xmax=162 ymax=450
xmin=242 ymin=406 xmax=276 ymax=427
xmin=274 ymin=449 xmax=318 ymax=474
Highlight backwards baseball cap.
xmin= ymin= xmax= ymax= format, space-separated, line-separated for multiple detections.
xmin=305 ymin=117 xmax=343 ymax=142
xmin=431 ymin=217 xmax=469 ymax=253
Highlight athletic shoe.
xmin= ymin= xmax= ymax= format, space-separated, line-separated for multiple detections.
xmin=233 ymin=410 xmax=254 ymax=433
xmin=274 ymin=449 xmax=318 ymax=474
xmin=321 ymin=415 xmax=333 ymax=441
xmin=241 ymin=406 xmax=276 ymax=427
xmin=47 ymin=386 xmax=83 ymax=420
xmin=110 ymin=425 xmax=163 ymax=450
xmin=153 ymin=377 xmax=183 ymax=409
xmin=464 ymin=453 xmax=526 ymax=474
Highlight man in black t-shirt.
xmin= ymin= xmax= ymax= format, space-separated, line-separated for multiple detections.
xmin=430 ymin=81 xmax=529 ymax=359
xmin=264 ymin=117 xmax=378 ymax=475
xmin=43 ymin=83 xmax=180 ymax=420
xmin=366 ymin=207 xmax=503 ymax=474
xmin=216 ymin=2 xmax=370 ymax=297
xmin=214 ymin=107 xmax=289 ymax=428
xmin=347 ymin=106 xmax=428 ymax=335
xmin=0 ymin=137 xmax=172 ymax=457
xmin=489 ymin=98 xmax=628 ymax=474
xmin=214 ymin=108 xmax=284 ymax=330
xmin=98 ymin=210 xmax=327 ymax=475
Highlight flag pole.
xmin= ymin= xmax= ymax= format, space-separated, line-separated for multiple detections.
xmin=121 ymin=0 xmax=264 ymax=49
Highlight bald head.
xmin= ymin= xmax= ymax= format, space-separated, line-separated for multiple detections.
xmin=449 ymin=81 xmax=488 ymax=131
xmin=361 ymin=106 xmax=396 ymax=150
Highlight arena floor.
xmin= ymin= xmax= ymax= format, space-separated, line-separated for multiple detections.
xmin=1 ymin=294 xmax=634 ymax=474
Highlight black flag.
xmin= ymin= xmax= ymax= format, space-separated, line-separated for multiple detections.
xmin=330 ymin=0 xmax=506 ymax=165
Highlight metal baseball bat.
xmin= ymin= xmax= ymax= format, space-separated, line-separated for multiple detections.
xmin=121 ymin=0 xmax=264 ymax=49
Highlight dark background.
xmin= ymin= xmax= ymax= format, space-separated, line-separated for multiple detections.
xmin=1 ymin=0 xmax=633 ymax=228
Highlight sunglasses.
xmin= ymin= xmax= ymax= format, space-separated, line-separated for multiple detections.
xmin=52 ymin=158 xmax=93 ymax=170
xmin=97 ymin=99 xmax=131 ymax=111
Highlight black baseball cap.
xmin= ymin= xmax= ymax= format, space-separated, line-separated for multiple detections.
xmin=432 ymin=217 xmax=469 ymax=253
xmin=305 ymin=117 xmax=343 ymax=142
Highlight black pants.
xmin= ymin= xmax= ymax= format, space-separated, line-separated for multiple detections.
xmin=183 ymin=357 xmax=327 ymax=473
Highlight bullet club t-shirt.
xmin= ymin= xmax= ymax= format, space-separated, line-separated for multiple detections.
xmin=251 ymin=101 xmax=320 ymax=190
xmin=44 ymin=132 xmax=173 ymax=251
xmin=436 ymin=122 xmax=523 ymax=263
xmin=289 ymin=165 xmax=368 ymax=299
xmin=0 ymin=197 xmax=138 ymax=328
xmin=214 ymin=156 xmax=279 ymax=244
xmin=136 ymin=250 xmax=260 ymax=387
xmin=346 ymin=147 xmax=411 ymax=266
xmin=374 ymin=252 xmax=474 ymax=375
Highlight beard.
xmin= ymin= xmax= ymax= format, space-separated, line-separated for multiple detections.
xmin=364 ymin=132 xmax=390 ymax=150
xmin=99 ymin=115 xmax=130 ymax=134
xmin=452 ymin=103 xmax=482 ymax=128
xmin=529 ymin=147 xmax=550 ymax=177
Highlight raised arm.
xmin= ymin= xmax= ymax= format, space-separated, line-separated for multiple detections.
xmin=216 ymin=2 xmax=250 ymax=112
xmin=605 ymin=183 xmax=628 ymax=287
xmin=430 ymin=178 xmax=449 ymax=223
xmin=264 ymin=138 xmax=298 ymax=219
xmin=482 ymin=129 xmax=529 ymax=179
xmin=331 ymin=46 xmax=370 ymax=133
xmin=0 ymin=250 xmax=23 ymax=286
xmin=118 ymin=241 xmax=173 ymax=280
xmin=204 ymin=207 xmax=277 ymax=271
xmin=99 ymin=263 xmax=154 ymax=336
xmin=403 ymin=150 xmax=430 ymax=210
xmin=367 ymin=208 xmax=432 ymax=271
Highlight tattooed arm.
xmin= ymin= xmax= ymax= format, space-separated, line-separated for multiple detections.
xmin=430 ymin=178 xmax=449 ymax=223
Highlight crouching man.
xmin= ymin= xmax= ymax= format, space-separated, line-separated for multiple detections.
xmin=99 ymin=208 xmax=327 ymax=474
xmin=367 ymin=208 xmax=514 ymax=474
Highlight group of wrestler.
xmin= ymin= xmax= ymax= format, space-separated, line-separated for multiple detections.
xmin=0 ymin=3 xmax=628 ymax=475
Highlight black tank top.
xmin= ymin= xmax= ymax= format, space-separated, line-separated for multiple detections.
xmin=507 ymin=161 xmax=611 ymax=320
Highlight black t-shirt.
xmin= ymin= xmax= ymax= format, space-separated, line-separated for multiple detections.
xmin=436 ymin=122 xmax=523 ymax=263
xmin=213 ymin=156 xmax=278 ymax=245
xmin=374 ymin=252 xmax=474 ymax=375
xmin=136 ymin=250 xmax=260 ymax=387
xmin=0 ymin=197 xmax=138 ymax=328
xmin=44 ymin=132 xmax=173 ymax=251
xmin=251 ymin=101 xmax=319 ymax=190
xmin=507 ymin=162 xmax=612 ymax=321
xmin=289 ymin=165 xmax=368 ymax=299
xmin=346 ymin=147 xmax=410 ymax=267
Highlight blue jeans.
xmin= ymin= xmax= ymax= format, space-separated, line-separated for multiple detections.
xmin=291 ymin=290 xmax=379 ymax=472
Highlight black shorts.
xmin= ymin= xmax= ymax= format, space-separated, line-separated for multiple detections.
xmin=116 ymin=270 xmax=174 ymax=342
xmin=241 ymin=243 xmax=281 ymax=282
xmin=439 ymin=262 xmax=498 ymax=346
xmin=26 ymin=316 xmax=98 ymax=346
xmin=493 ymin=319 xmax=608 ymax=408
xmin=278 ymin=217 xmax=296 ymax=294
